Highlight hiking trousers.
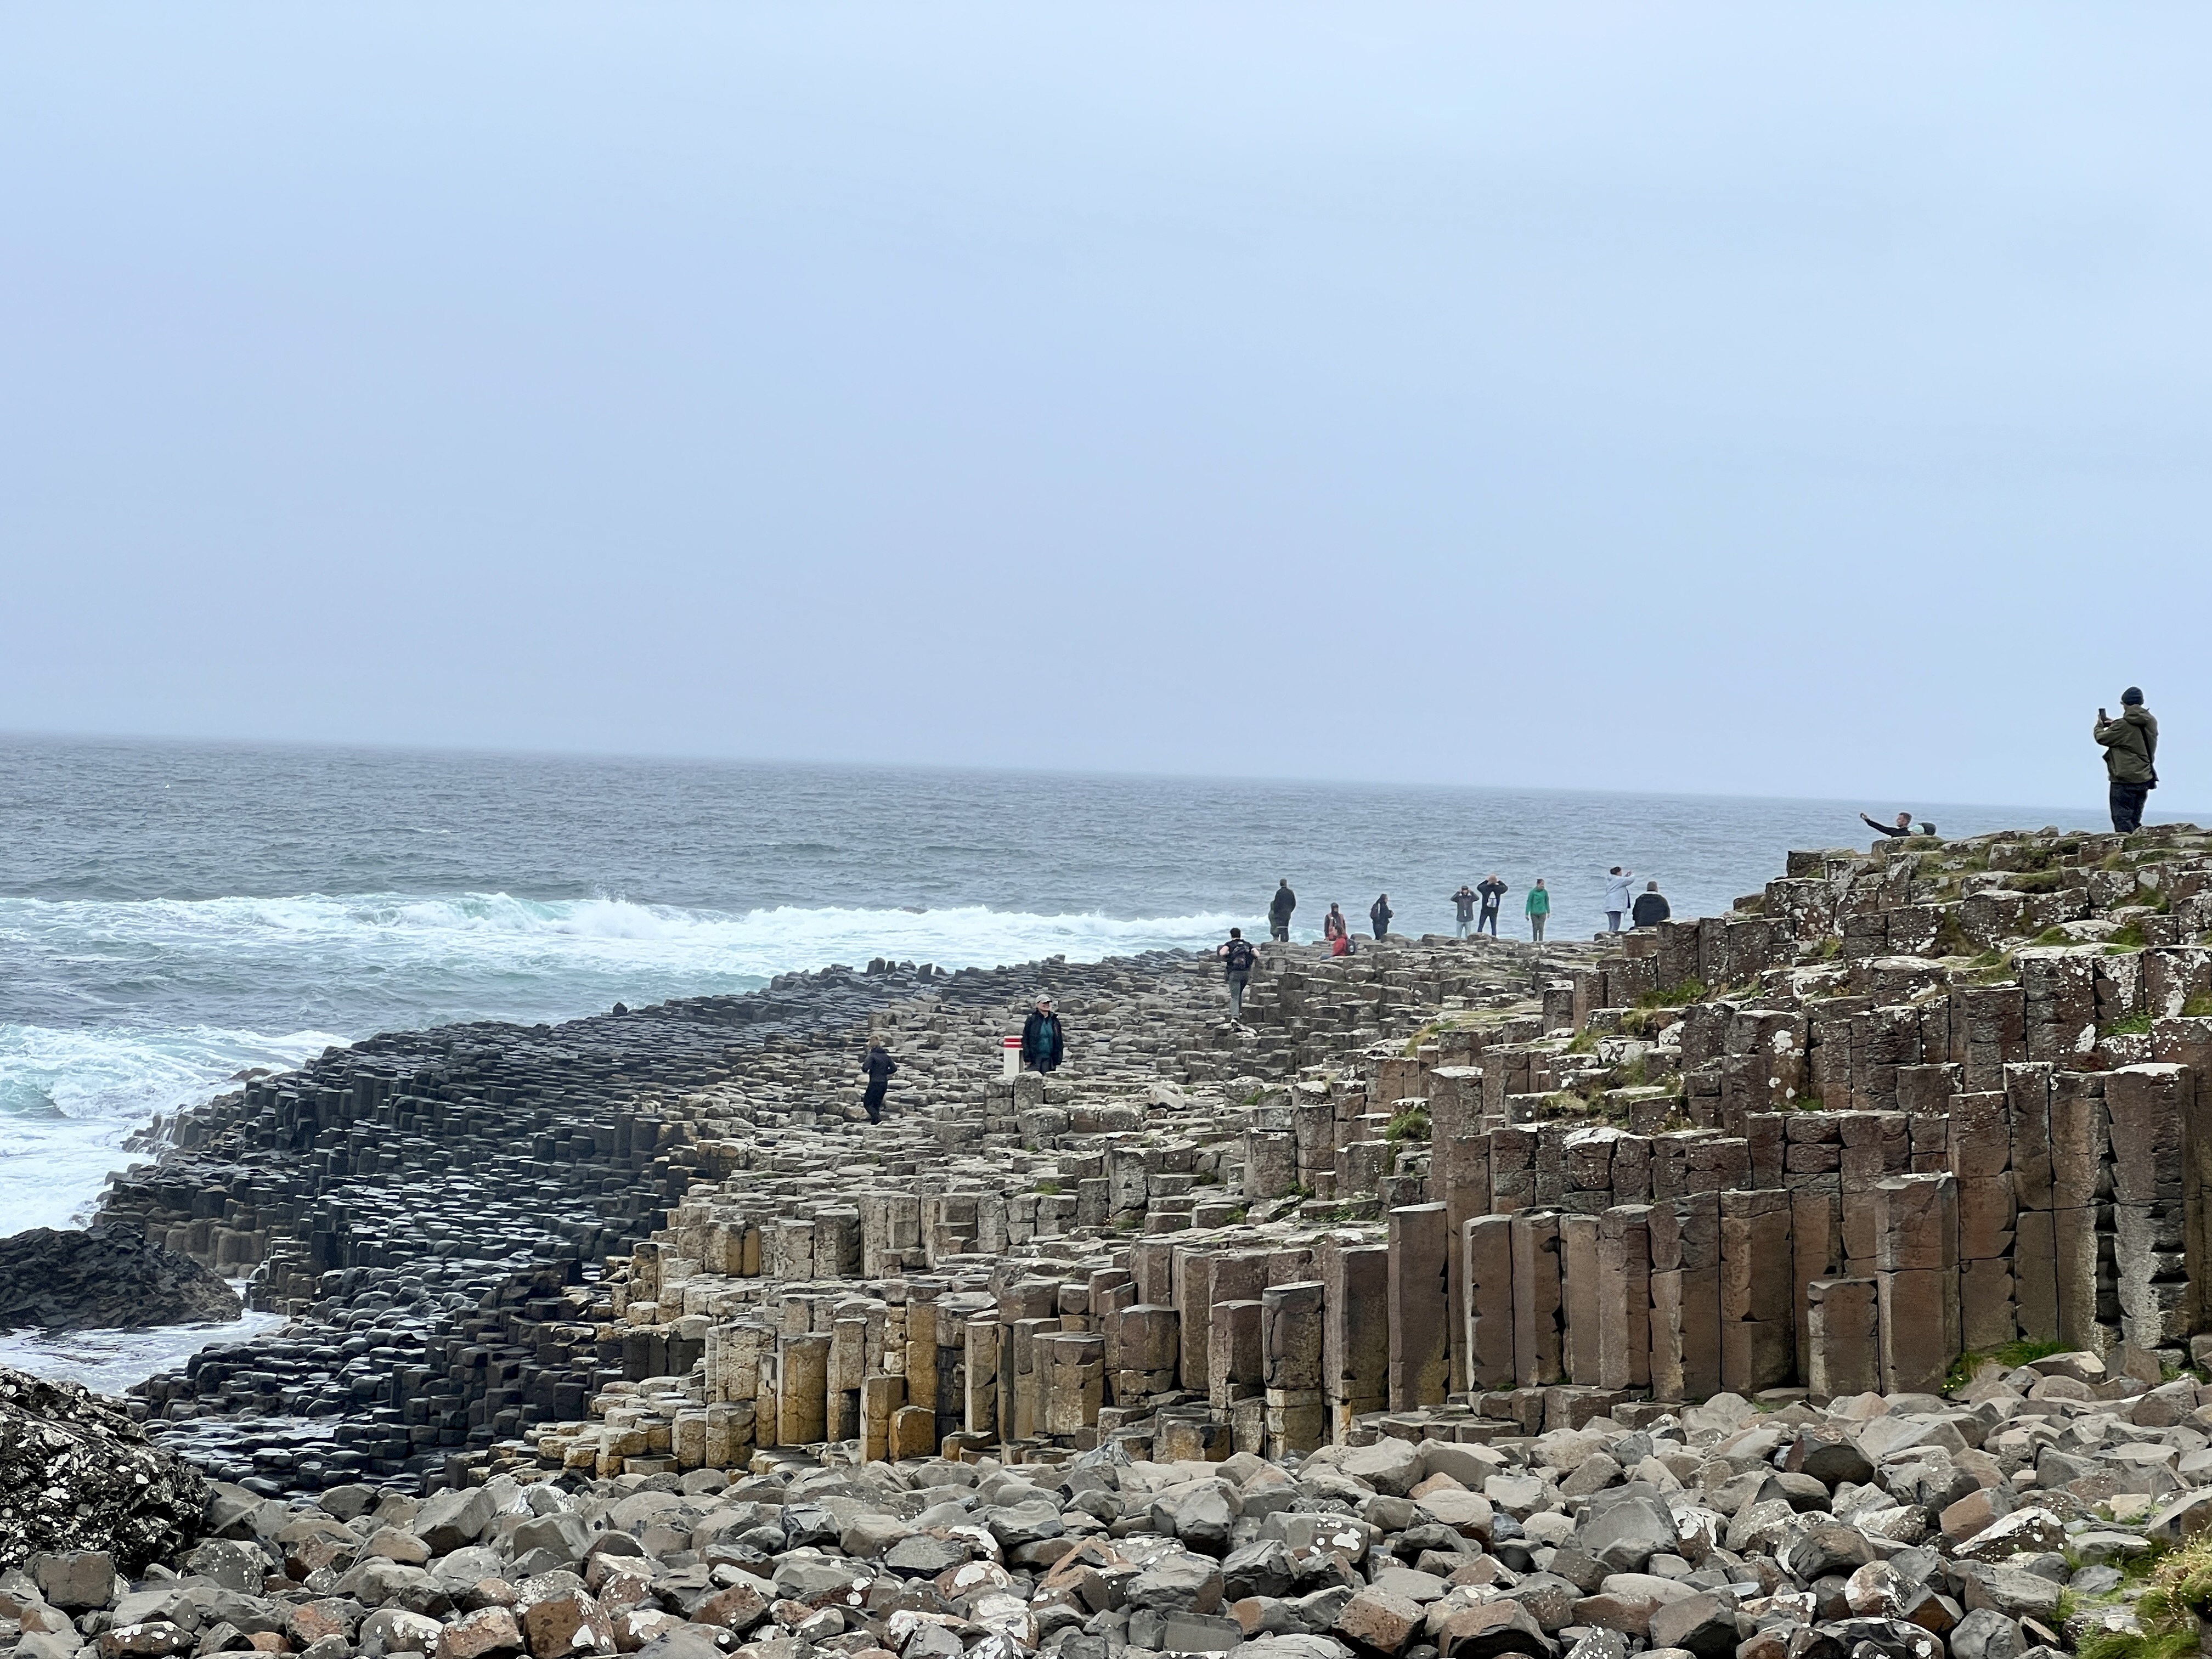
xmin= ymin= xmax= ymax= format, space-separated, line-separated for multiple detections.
xmin=1530 ymin=916 xmax=1546 ymax=942
xmin=1226 ymin=970 xmax=1249 ymax=1018
xmin=2111 ymin=780 xmax=2152 ymax=834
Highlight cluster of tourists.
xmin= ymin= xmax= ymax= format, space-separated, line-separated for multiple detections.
xmin=870 ymin=683 xmax=2171 ymax=1097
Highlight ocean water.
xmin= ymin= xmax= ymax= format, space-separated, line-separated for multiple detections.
xmin=0 ymin=734 xmax=2119 ymax=1251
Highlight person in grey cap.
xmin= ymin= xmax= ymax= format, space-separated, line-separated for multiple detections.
xmin=1020 ymin=995 xmax=1066 ymax=1073
xmin=2095 ymin=687 xmax=2159 ymax=833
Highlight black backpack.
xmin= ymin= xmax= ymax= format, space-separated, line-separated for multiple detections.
xmin=1224 ymin=939 xmax=1256 ymax=972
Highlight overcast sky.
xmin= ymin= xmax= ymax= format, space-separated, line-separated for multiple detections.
xmin=2 ymin=4 xmax=2205 ymax=811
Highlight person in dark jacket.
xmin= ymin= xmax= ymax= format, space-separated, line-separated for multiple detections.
xmin=1476 ymin=874 xmax=1508 ymax=936
xmin=1217 ymin=928 xmax=1258 ymax=1019
xmin=1369 ymin=894 xmax=1392 ymax=938
xmin=2095 ymin=688 xmax=2159 ymax=833
xmin=1452 ymin=885 xmax=1478 ymax=939
xmin=1020 ymin=996 xmax=1065 ymax=1073
xmin=1860 ymin=810 xmax=1938 ymax=840
xmin=862 ymin=1039 xmax=898 ymax=1123
xmin=1631 ymin=882 xmax=1671 ymax=928
xmin=1268 ymin=881 xmax=1296 ymax=943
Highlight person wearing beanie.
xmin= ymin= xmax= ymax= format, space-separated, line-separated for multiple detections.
xmin=2094 ymin=687 xmax=2159 ymax=833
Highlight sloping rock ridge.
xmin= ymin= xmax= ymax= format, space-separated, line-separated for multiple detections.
xmin=0 ymin=1224 xmax=242 ymax=1331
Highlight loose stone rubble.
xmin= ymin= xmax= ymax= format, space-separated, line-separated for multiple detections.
xmin=10 ymin=821 xmax=2212 ymax=1659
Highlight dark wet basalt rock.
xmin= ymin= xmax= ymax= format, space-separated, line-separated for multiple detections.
xmin=0 ymin=1364 xmax=208 ymax=1572
xmin=0 ymin=1223 xmax=242 ymax=1331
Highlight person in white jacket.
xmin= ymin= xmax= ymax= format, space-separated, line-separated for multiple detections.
xmin=1602 ymin=867 xmax=1634 ymax=932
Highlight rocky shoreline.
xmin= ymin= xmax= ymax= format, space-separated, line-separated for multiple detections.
xmin=8 ymin=821 xmax=2212 ymax=1659
xmin=0 ymin=1226 xmax=241 ymax=1333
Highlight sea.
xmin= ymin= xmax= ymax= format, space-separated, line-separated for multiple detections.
xmin=0 ymin=733 xmax=2126 ymax=1384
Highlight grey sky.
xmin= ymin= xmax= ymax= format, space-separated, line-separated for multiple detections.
xmin=2 ymin=4 xmax=2204 ymax=811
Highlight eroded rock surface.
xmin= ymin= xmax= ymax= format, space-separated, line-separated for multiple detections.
xmin=0 ymin=1225 xmax=241 ymax=1332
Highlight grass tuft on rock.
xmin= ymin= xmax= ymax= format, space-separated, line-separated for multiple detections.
xmin=1942 ymin=1338 xmax=2067 ymax=1392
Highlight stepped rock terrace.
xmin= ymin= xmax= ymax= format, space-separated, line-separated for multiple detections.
xmin=85 ymin=821 xmax=2212 ymax=1498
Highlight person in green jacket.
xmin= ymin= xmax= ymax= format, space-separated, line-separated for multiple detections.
xmin=1525 ymin=879 xmax=1551 ymax=943
xmin=2095 ymin=687 xmax=2158 ymax=833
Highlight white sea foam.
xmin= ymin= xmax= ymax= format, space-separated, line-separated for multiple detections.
xmin=0 ymin=1304 xmax=289 ymax=1393
xmin=0 ymin=892 xmax=1249 ymax=1230
xmin=1 ymin=891 xmax=1252 ymax=991
xmin=0 ymin=1023 xmax=345 ymax=1232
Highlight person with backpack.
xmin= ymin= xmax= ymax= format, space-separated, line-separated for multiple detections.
xmin=1476 ymin=873 xmax=1508 ymax=937
xmin=1267 ymin=880 xmax=1297 ymax=943
xmin=1369 ymin=893 xmax=1393 ymax=939
xmin=2095 ymin=688 xmax=2159 ymax=833
xmin=1217 ymin=927 xmax=1259 ymax=1019
xmin=1451 ymin=885 xmax=1479 ymax=938
xmin=861 ymin=1039 xmax=898 ymax=1123
xmin=1020 ymin=995 xmax=1066 ymax=1073
xmin=1526 ymin=879 xmax=1551 ymax=943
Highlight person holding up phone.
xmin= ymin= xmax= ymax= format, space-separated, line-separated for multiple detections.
xmin=2095 ymin=687 xmax=2159 ymax=833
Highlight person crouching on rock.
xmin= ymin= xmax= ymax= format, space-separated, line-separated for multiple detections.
xmin=1324 ymin=904 xmax=1351 ymax=955
xmin=1022 ymin=995 xmax=1066 ymax=1073
xmin=862 ymin=1039 xmax=898 ymax=1122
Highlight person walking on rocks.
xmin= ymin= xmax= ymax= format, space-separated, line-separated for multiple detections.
xmin=861 ymin=1039 xmax=898 ymax=1124
xmin=1451 ymin=885 xmax=1478 ymax=939
xmin=1020 ymin=995 xmax=1066 ymax=1073
xmin=1526 ymin=879 xmax=1550 ymax=943
xmin=1324 ymin=904 xmax=1351 ymax=955
xmin=1632 ymin=881 xmax=1671 ymax=929
xmin=1268 ymin=879 xmax=1296 ymax=943
xmin=1369 ymin=893 xmax=1393 ymax=940
xmin=1602 ymin=867 xmax=1634 ymax=932
xmin=1476 ymin=873 xmax=1507 ymax=938
xmin=2096 ymin=688 xmax=2159 ymax=834
xmin=1217 ymin=928 xmax=1258 ymax=1020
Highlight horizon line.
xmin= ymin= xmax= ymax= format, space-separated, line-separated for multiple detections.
xmin=1 ymin=722 xmax=2198 ymax=826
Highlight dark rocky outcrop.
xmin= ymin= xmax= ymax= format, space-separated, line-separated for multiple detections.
xmin=0 ymin=1223 xmax=241 ymax=1331
xmin=0 ymin=1365 xmax=207 ymax=1572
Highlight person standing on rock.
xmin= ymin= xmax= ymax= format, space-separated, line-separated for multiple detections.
xmin=1020 ymin=996 xmax=1066 ymax=1074
xmin=1268 ymin=880 xmax=1296 ymax=943
xmin=1632 ymin=881 xmax=1671 ymax=928
xmin=1602 ymin=867 xmax=1634 ymax=932
xmin=2096 ymin=688 xmax=2159 ymax=834
xmin=1369 ymin=893 xmax=1393 ymax=940
xmin=1217 ymin=928 xmax=1258 ymax=1020
xmin=861 ymin=1039 xmax=898 ymax=1123
xmin=1451 ymin=884 xmax=1479 ymax=938
xmin=1324 ymin=904 xmax=1350 ymax=955
xmin=1476 ymin=873 xmax=1508 ymax=937
xmin=1526 ymin=879 xmax=1551 ymax=942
